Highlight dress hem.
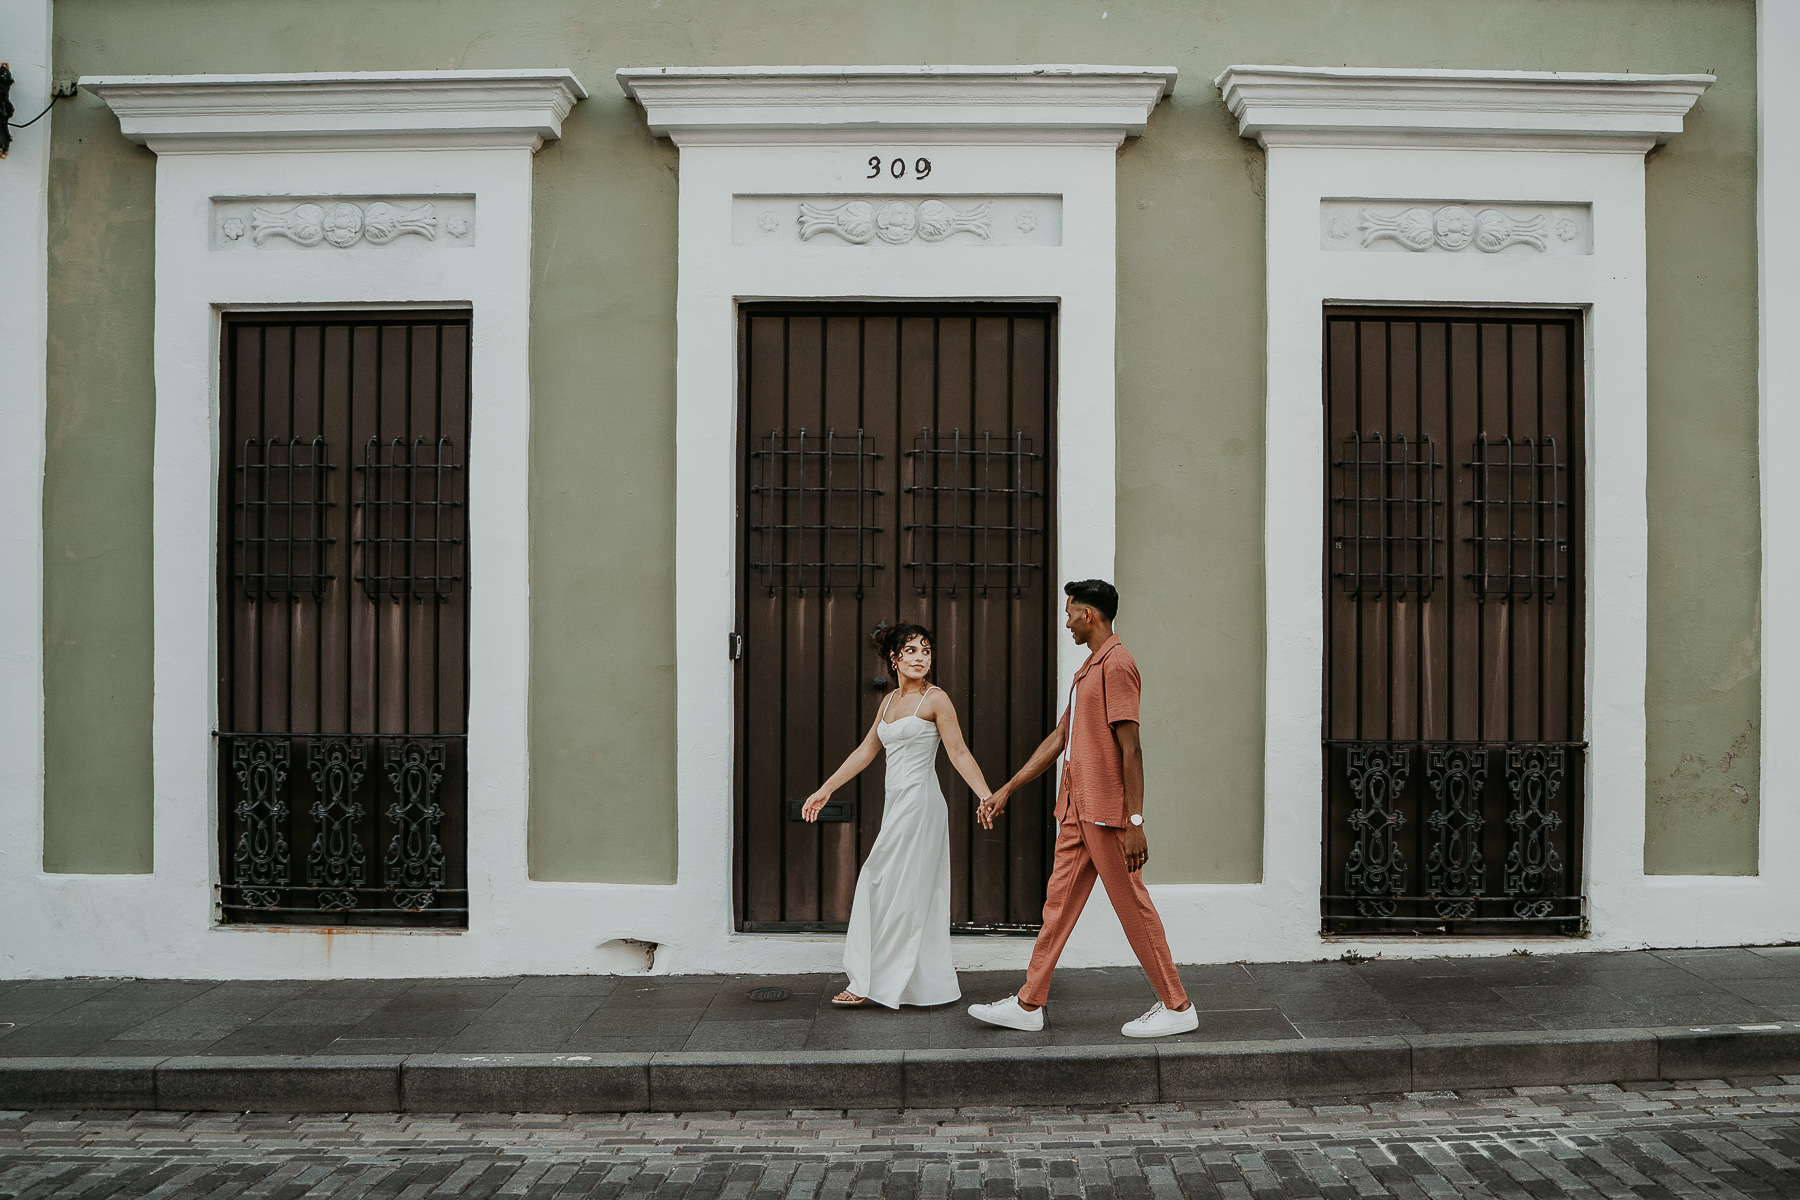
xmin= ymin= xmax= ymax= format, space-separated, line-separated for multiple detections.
xmin=845 ymin=977 xmax=962 ymax=1010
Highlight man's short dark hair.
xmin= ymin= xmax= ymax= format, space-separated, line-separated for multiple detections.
xmin=1064 ymin=579 xmax=1119 ymax=622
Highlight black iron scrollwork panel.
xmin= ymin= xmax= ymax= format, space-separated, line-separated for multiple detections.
xmin=307 ymin=739 xmax=367 ymax=910
xmin=217 ymin=733 xmax=465 ymax=927
xmin=1424 ymin=747 xmax=1487 ymax=920
xmin=231 ymin=739 xmax=291 ymax=908
xmin=1323 ymin=740 xmax=1583 ymax=934
xmin=1504 ymin=746 xmax=1567 ymax=919
xmin=1343 ymin=745 xmax=1410 ymax=918
xmin=385 ymin=741 xmax=448 ymax=911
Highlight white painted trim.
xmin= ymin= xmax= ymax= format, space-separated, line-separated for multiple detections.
xmin=8 ymin=51 xmax=1774 ymax=978
xmin=1217 ymin=65 xmax=1711 ymax=151
xmin=617 ymin=65 xmax=1174 ymax=143
xmin=78 ymin=71 xmax=586 ymax=153
xmin=0 ymin=72 xmax=586 ymax=979
xmin=0 ymin=62 xmax=1188 ymax=979
xmin=1219 ymin=62 xmax=1800 ymax=958
xmin=0 ymin=0 xmax=53 ymax=931
xmin=625 ymin=64 xmax=1180 ymax=978
xmin=1759 ymin=1 xmax=1800 ymax=891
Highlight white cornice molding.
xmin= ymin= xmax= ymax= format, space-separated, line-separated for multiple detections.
xmin=1214 ymin=65 xmax=1712 ymax=152
xmin=79 ymin=69 xmax=588 ymax=154
xmin=617 ymin=65 xmax=1177 ymax=146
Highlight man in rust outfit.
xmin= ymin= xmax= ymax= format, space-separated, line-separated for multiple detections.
xmin=968 ymin=579 xmax=1197 ymax=1037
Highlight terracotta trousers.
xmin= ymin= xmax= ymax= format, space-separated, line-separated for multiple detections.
xmin=1018 ymin=803 xmax=1188 ymax=1010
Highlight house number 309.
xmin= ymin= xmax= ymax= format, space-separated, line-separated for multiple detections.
xmin=868 ymin=156 xmax=932 ymax=180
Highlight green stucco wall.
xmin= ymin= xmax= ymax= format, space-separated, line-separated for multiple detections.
xmin=1641 ymin=35 xmax=1763 ymax=875
xmin=42 ymin=95 xmax=156 ymax=873
xmin=46 ymin=0 xmax=1759 ymax=885
xmin=525 ymin=114 xmax=681 ymax=883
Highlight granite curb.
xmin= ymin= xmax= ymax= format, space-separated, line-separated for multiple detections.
xmin=4 ymin=1024 xmax=1798 ymax=1112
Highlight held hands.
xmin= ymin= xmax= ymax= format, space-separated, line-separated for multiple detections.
xmin=976 ymin=785 xmax=1012 ymax=830
xmin=801 ymin=788 xmax=832 ymax=822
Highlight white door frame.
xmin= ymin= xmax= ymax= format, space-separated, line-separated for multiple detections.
xmin=620 ymin=65 xmax=1180 ymax=973
xmin=1215 ymin=66 xmax=1784 ymax=955
xmin=0 ymin=70 xmax=585 ymax=980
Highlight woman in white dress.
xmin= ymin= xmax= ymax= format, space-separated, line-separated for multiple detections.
xmin=801 ymin=624 xmax=995 ymax=1008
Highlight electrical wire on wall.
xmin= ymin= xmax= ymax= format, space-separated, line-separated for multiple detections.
xmin=1 ymin=64 xmax=70 ymax=158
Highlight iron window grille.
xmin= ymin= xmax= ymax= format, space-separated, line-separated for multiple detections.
xmin=1322 ymin=738 xmax=1584 ymax=933
xmin=235 ymin=436 xmax=336 ymax=602
xmin=903 ymin=428 xmax=1043 ymax=596
xmin=747 ymin=428 xmax=884 ymax=596
xmin=216 ymin=732 xmax=465 ymax=926
xmin=1464 ymin=433 xmax=1567 ymax=603
xmin=354 ymin=436 xmax=465 ymax=602
xmin=1330 ymin=431 xmax=1444 ymax=600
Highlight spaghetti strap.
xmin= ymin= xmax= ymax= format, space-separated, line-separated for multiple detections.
xmin=909 ymin=685 xmax=938 ymax=720
xmin=878 ymin=691 xmax=896 ymax=723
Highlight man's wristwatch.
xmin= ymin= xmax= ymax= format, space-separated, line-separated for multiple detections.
xmin=1128 ymin=813 xmax=1144 ymax=827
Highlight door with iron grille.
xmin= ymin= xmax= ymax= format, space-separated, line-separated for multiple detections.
xmin=736 ymin=305 xmax=1056 ymax=933
xmin=1323 ymin=309 xmax=1586 ymax=935
xmin=217 ymin=313 xmax=469 ymax=927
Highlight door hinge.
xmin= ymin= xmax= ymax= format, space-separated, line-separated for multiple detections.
xmin=728 ymin=632 xmax=742 ymax=661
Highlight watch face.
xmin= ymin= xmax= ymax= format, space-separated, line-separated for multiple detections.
xmin=1129 ymin=814 xmax=1143 ymax=826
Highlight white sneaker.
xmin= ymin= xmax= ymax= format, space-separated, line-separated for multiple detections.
xmin=967 ymin=994 xmax=1045 ymax=1032
xmin=1121 ymin=1002 xmax=1199 ymax=1038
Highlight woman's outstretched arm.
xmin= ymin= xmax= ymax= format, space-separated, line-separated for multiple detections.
xmin=925 ymin=691 xmax=994 ymax=804
xmin=801 ymin=714 xmax=883 ymax=821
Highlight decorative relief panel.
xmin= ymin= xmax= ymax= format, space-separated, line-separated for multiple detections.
xmin=732 ymin=195 xmax=1061 ymax=247
xmin=213 ymin=196 xmax=476 ymax=250
xmin=1320 ymin=200 xmax=1590 ymax=255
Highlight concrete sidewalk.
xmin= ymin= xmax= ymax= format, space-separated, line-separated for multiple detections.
xmin=5 ymin=947 xmax=1800 ymax=1112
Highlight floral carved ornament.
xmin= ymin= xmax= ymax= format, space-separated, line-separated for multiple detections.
xmin=1338 ymin=204 xmax=1579 ymax=254
xmin=796 ymin=199 xmax=993 ymax=245
xmin=224 ymin=201 xmax=457 ymax=249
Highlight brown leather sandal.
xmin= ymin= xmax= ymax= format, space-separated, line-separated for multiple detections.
xmin=831 ymin=989 xmax=869 ymax=1006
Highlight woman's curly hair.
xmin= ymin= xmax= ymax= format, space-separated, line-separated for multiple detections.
xmin=871 ymin=622 xmax=933 ymax=672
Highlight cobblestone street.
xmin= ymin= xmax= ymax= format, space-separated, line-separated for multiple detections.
xmin=4 ymin=1079 xmax=1799 ymax=1198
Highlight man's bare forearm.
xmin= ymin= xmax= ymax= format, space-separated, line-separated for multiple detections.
xmin=1116 ymin=721 xmax=1148 ymax=871
xmin=1003 ymin=726 xmax=1065 ymax=792
xmin=1117 ymin=721 xmax=1145 ymax=817
xmin=1122 ymin=747 xmax=1144 ymax=817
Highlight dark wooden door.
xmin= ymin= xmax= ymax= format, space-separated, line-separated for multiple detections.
xmin=736 ymin=304 xmax=1056 ymax=933
xmin=216 ymin=313 xmax=470 ymax=927
xmin=1322 ymin=309 xmax=1586 ymax=935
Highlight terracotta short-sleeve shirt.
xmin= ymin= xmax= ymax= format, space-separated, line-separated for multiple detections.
xmin=1055 ymin=635 xmax=1142 ymax=827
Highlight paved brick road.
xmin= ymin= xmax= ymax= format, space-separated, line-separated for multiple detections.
xmin=3 ymin=1079 xmax=1798 ymax=1198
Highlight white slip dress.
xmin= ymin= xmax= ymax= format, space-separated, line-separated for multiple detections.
xmin=842 ymin=687 xmax=960 ymax=1008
